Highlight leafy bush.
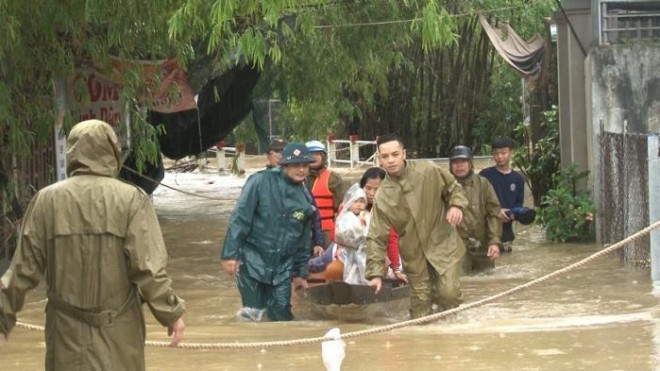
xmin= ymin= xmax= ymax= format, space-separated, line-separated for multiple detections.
xmin=513 ymin=107 xmax=561 ymax=206
xmin=539 ymin=166 xmax=596 ymax=242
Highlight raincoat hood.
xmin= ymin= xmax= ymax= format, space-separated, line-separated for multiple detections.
xmin=340 ymin=183 xmax=367 ymax=217
xmin=335 ymin=183 xmax=369 ymax=285
xmin=66 ymin=119 xmax=122 ymax=177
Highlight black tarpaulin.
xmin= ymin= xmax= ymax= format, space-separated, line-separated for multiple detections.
xmin=149 ymin=64 xmax=261 ymax=160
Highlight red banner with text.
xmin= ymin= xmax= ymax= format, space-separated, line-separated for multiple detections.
xmin=68 ymin=58 xmax=196 ymax=127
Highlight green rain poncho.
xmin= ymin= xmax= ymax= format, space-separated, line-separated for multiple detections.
xmin=0 ymin=120 xmax=184 ymax=371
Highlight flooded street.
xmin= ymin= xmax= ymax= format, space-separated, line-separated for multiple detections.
xmin=3 ymin=171 xmax=660 ymax=370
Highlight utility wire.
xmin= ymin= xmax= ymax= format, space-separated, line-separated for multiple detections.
xmin=313 ymin=4 xmax=531 ymax=29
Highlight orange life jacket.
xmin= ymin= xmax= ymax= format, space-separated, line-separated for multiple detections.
xmin=311 ymin=169 xmax=336 ymax=237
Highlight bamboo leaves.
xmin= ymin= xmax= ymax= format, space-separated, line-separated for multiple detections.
xmin=413 ymin=1 xmax=458 ymax=53
xmin=0 ymin=0 xmax=558 ymax=180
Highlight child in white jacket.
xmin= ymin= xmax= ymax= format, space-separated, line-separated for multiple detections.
xmin=335 ymin=183 xmax=370 ymax=285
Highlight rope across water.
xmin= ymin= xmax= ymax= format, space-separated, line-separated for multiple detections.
xmin=15 ymin=220 xmax=660 ymax=350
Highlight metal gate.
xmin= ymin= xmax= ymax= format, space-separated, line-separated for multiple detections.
xmin=599 ymin=131 xmax=650 ymax=266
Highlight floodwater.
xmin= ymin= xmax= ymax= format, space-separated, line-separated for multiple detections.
xmin=3 ymin=171 xmax=660 ymax=370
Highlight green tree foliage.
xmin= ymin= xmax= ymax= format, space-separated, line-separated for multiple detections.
xmin=514 ymin=107 xmax=597 ymax=243
xmin=513 ymin=107 xmax=561 ymax=206
xmin=1 ymin=0 xmax=558 ymax=211
xmin=473 ymin=59 xmax=524 ymax=153
xmin=538 ymin=166 xmax=596 ymax=242
xmin=255 ymin=0 xmax=461 ymax=141
xmin=0 ymin=1 xmax=185 ymax=225
xmin=0 ymin=0 xmax=563 ymax=261
xmin=248 ymin=0 xmax=557 ymax=156
xmin=1 ymin=0 xmax=458 ymax=171
xmin=0 ymin=0 xmax=463 ymax=239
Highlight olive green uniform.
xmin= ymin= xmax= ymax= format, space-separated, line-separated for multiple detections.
xmin=456 ymin=173 xmax=502 ymax=273
xmin=0 ymin=120 xmax=184 ymax=371
xmin=366 ymin=161 xmax=468 ymax=318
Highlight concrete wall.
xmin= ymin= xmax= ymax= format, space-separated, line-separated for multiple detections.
xmin=649 ymin=135 xmax=660 ymax=281
xmin=588 ymin=44 xmax=660 ymax=244
xmin=556 ymin=0 xmax=660 ymax=246
xmin=555 ymin=0 xmax=593 ymax=176
xmin=588 ymin=45 xmax=660 ymax=135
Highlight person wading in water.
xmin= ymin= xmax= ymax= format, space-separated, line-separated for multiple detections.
xmin=0 ymin=120 xmax=186 ymax=370
xmin=366 ymin=134 xmax=468 ymax=319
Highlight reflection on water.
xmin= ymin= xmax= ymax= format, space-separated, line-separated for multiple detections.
xmin=3 ymin=173 xmax=660 ymax=370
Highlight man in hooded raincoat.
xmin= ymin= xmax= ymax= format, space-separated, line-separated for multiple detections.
xmin=366 ymin=134 xmax=468 ymax=319
xmin=449 ymin=146 xmax=502 ymax=273
xmin=0 ymin=120 xmax=185 ymax=370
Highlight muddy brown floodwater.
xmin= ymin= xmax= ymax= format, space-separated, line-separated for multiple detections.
xmin=3 ymin=171 xmax=660 ymax=370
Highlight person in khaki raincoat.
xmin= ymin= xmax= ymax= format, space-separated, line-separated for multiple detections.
xmin=449 ymin=146 xmax=502 ymax=273
xmin=366 ymin=134 xmax=468 ymax=319
xmin=0 ymin=120 xmax=185 ymax=370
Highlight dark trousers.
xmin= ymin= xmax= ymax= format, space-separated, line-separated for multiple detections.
xmin=236 ymin=271 xmax=294 ymax=321
xmin=502 ymin=221 xmax=515 ymax=242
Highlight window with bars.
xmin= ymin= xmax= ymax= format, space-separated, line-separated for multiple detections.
xmin=599 ymin=0 xmax=660 ymax=45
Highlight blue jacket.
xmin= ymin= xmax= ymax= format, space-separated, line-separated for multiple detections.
xmin=222 ymin=167 xmax=314 ymax=284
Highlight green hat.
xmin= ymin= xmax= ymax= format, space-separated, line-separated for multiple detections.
xmin=279 ymin=142 xmax=314 ymax=165
xmin=269 ymin=138 xmax=287 ymax=151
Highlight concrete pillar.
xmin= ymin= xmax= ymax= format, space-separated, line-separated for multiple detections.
xmin=349 ymin=135 xmax=359 ymax=169
xmin=554 ymin=0 xmax=593 ymax=177
xmin=216 ymin=141 xmax=226 ymax=173
xmin=327 ymin=136 xmax=337 ymax=169
xmin=54 ymin=78 xmax=68 ymax=181
xmin=649 ymin=134 xmax=660 ymax=283
xmin=236 ymin=143 xmax=246 ymax=173
xmin=197 ymin=154 xmax=206 ymax=170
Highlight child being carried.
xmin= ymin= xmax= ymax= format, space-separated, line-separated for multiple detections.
xmin=335 ymin=183 xmax=370 ymax=285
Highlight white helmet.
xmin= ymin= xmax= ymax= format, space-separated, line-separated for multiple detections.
xmin=305 ymin=140 xmax=326 ymax=153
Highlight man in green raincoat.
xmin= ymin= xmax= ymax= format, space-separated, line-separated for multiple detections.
xmin=366 ymin=134 xmax=468 ymax=319
xmin=449 ymin=146 xmax=502 ymax=273
xmin=0 ymin=120 xmax=185 ymax=370
xmin=221 ymin=142 xmax=315 ymax=321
